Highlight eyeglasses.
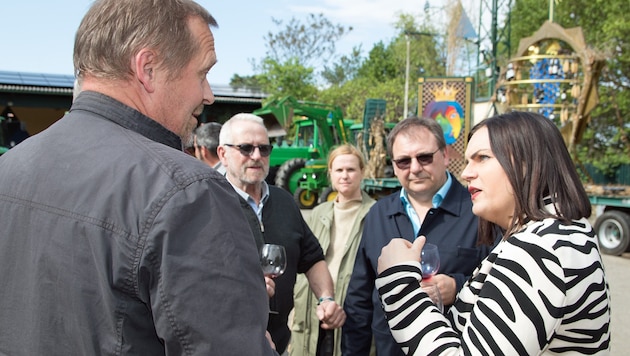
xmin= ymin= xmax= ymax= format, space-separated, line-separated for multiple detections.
xmin=225 ymin=143 xmax=273 ymax=157
xmin=392 ymin=148 xmax=441 ymax=170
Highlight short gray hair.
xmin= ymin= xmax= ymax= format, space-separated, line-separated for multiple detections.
xmin=219 ymin=113 xmax=266 ymax=145
xmin=194 ymin=122 xmax=222 ymax=156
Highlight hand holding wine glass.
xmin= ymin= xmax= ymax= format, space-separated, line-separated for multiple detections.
xmin=260 ymin=243 xmax=287 ymax=278
xmin=260 ymin=243 xmax=287 ymax=315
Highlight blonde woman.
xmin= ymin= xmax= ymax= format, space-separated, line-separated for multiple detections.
xmin=292 ymin=144 xmax=376 ymax=356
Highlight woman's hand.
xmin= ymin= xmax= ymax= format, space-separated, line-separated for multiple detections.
xmin=377 ymin=236 xmax=426 ymax=274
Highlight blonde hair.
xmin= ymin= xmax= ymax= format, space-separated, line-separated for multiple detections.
xmin=328 ymin=144 xmax=366 ymax=172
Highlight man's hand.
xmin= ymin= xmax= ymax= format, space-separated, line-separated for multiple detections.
xmin=265 ymin=277 xmax=275 ymax=298
xmin=421 ymin=274 xmax=457 ymax=305
xmin=265 ymin=330 xmax=276 ymax=350
xmin=316 ymin=300 xmax=346 ymax=329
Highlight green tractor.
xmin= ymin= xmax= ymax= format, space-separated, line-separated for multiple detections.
xmin=297 ymin=99 xmax=398 ymax=208
xmin=253 ymin=96 xmax=353 ymax=206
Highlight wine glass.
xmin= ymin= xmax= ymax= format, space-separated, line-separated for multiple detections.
xmin=421 ymin=283 xmax=444 ymax=313
xmin=260 ymin=243 xmax=287 ymax=278
xmin=420 ymin=243 xmax=440 ymax=280
xmin=260 ymin=244 xmax=287 ymax=315
xmin=420 ymin=243 xmax=443 ymax=312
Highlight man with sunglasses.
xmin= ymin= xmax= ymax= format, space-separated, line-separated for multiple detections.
xmin=342 ymin=116 xmax=494 ymax=356
xmin=218 ymin=113 xmax=346 ymax=355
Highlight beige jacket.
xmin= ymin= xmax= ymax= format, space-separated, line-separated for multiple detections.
xmin=290 ymin=191 xmax=375 ymax=356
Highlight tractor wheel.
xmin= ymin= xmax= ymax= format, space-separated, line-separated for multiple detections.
xmin=275 ymin=158 xmax=306 ymax=194
xmin=294 ymin=187 xmax=318 ymax=209
xmin=596 ymin=210 xmax=630 ymax=256
xmin=319 ymin=186 xmax=338 ymax=204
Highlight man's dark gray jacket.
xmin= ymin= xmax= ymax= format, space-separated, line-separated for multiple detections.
xmin=0 ymin=91 xmax=276 ymax=355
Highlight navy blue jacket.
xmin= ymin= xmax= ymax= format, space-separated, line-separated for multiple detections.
xmin=342 ymin=174 xmax=492 ymax=356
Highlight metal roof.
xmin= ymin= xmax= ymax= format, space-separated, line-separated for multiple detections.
xmin=0 ymin=71 xmax=74 ymax=96
xmin=0 ymin=70 xmax=267 ymax=103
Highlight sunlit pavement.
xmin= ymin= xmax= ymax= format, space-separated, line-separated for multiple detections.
xmin=601 ymin=253 xmax=629 ymax=354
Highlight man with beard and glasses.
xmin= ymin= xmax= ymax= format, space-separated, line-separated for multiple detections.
xmin=218 ymin=113 xmax=346 ymax=355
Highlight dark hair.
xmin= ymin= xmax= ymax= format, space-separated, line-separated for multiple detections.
xmin=386 ymin=116 xmax=446 ymax=157
xmin=195 ymin=122 xmax=222 ymax=157
xmin=470 ymin=111 xmax=591 ymax=243
xmin=74 ymin=0 xmax=217 ymax=81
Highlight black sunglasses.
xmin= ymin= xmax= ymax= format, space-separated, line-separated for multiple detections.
xmin=392 ymin=148 xmax=441 ymax=170
xmin=225 ymin=143 xmax=273 ymax=157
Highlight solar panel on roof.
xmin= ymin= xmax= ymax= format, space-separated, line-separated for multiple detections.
xmin=0 ymin=70 xmax=75 ymax=87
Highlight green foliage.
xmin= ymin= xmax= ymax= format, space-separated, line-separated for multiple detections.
xmin=233 ymin=4 xmax=629 ymax=185
xmin=238 ymin=11 xmax=444 ymax=125
xmin=229 ymin=74 xmax=262 ymax=91
xmin=357 ymin=41 xmax=400 ymax=82
xmin=255 ymin=58 xmax=318 ymax=102
xmin=321 ymin=46 xmax=363 ymax=86
xmin=318 ymin=77 xmax=405 ymax=123
xmin=326 ymin=13 xmax=445 ymax=122
xmin=235 ymin=13 xmax=352 ymax=95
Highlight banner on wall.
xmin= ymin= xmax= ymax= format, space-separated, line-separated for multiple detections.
xmin=418 ymin=76 xmax=474 ymax=177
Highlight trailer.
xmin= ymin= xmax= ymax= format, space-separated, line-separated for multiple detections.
xmin=586 ymin=167 xmax=630 ymax=255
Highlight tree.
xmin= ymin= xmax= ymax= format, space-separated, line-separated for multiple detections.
xmin=320 ymin=13 xmax=445 ymax=122
xmin=229 ymin=74 xmax=262 ymax=92
xmin=255 ymin=58 xmax=318 ymax=102
xmin=264 ymin=13 xmax=351 ymax=68
xmin=319 ymin=76 xmax=405 ymax=123
xmin=321 ymin=46 xmax=363 ymax=86
xmin=234 ymin=13 xmax=352 ymax=97
xmin=356 ymin=41 xmax=399 ymax=83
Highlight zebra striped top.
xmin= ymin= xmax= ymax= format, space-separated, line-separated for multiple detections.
xmin=376 ymin=212 xmax=611 ymax=355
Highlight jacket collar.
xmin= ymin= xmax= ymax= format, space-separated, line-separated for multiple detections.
xmin=70 ymin=91 xmax=183 ymax=151
xmin=384 ymin=172 xmax=467 ymax=218
xmin=316 ymin=190 xmax=375 ymax=226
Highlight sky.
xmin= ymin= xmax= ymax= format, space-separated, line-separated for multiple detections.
xmin=3 ymin=0 xmax=469 ymax=85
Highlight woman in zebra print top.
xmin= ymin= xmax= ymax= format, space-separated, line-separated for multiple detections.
xmin=375 ymin=111 xmax=611 ymax=355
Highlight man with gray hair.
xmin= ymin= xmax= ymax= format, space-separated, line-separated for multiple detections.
xmin=0 ymin=0 xmax=276 ymax=354
xmin=219 ymin=113 xmax=347 ymax=355
xmin=194 ymin=122 xmax=225 ymax=174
